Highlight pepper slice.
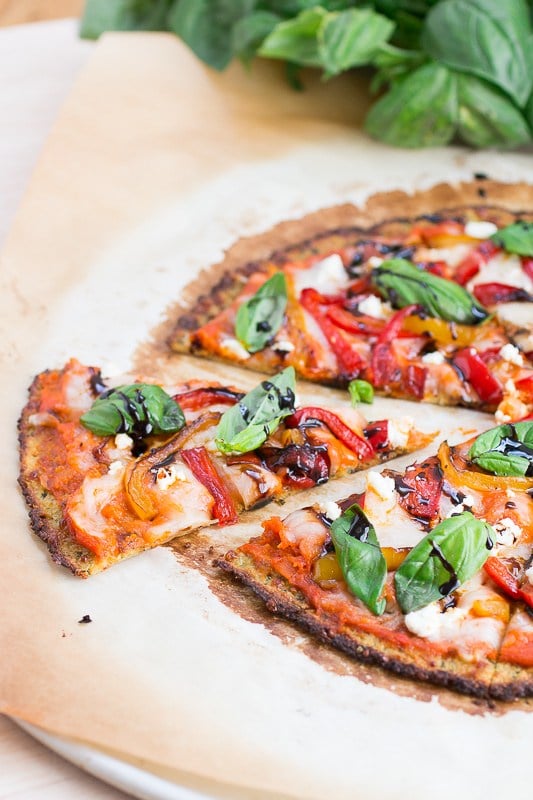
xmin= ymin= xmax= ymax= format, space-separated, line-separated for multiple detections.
xmin=181 ymin=446 xmax=238 ymax=525
xmin=285 ymin=407 xmax=374 ymax=460
xmin=174 ymin=387 xmax=243 ymax=411
xmin=473 ymin=282 xmax=532 ymax=306
xmin=300 ymin=288 xmax=365 ymax=378
xmin=522 ymin=257 xmax=533 ymax=282
xmin=325 ymin=305 xmax=386 ymax=337
xmin=371 ymin=305 xmax=426 ymax=397
xmin=438 ymin=441 xmax=533 ymax=493
xmin=452 ymin=347 xmax=503 ymax=405
xmin=484 ymin=557 xmax=533 ymax=610
xmin=454 ymin=240 xmax=499 ymax=285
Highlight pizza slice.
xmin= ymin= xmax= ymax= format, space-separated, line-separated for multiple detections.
xmin=218 ymin=421 xmax=533 ymax=698
xmin=169 ymin=207 xmax=533 ymax=421
xmin=19 ymin=359 xmax=432 ymax=577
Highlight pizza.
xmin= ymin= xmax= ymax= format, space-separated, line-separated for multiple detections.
xmin=218 ymin=421 xmax=533 ymax=699
xmin=18 ymin=358 xmax=430 ymax=577
xmin=17 ymin=181 xmax=533 ymax=700
xmin=169 ymin=201 xmax=533 ymax=423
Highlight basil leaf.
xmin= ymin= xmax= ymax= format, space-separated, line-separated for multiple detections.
xmin=168 ymin=0 xmax=255 ymax=70
xmin=394 ymin=512 xmax=494 ymax=614
xmin=491 ymin=221 xmax=533 ymax=257
xmin=259 ymin=8 xmax=327 ymax=67
xmin=235 ymin=273 xmax=288 ymax=353
xmin=318 ymin=9 xmax=394 ymax=78
xmin=468 ymin=421 xmax=533 ymax=477
xmin=421 ymin=0 xmax=533 ymax=107
xmin=456 ymin=73 xmax=532 ymax=149
xmin=232 ymin=12 xmax=282 ymax=62
xmin=364 ymin=62 xmax=458 ymax=148
xmin=330 ymin=504 xmax=386 ymax=615
xmin=348 ymin=379 xmax=374 ymax=406
xmin=80 ymin=384 xmax=185 ymax=439
xmin=372 ymin=259 xmax=489 ymax=324
xmin=80 ymin=0 xmax=174 ymax=39
xmin=215 ymin=367 xmax=296 ymax=454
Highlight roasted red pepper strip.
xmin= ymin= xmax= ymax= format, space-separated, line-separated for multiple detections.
xmin=371 ymin=305 xmax=426 ymax=396
xmin=484 ymin=557 xmax=533 ymax=609
xmin=174 ymin=387 xmax=243 ymax=411
xmin=326 ymin=305 xmax=385 ymax=336
xmin=396 ymin=457 xmax=443 ymax=521
xmin=452 ymin=347 xmax=503 ymax=405
xmin=473 ymin=282 xmax=532 ymax=306
xmin=522 ymin=257 xmax=533 ymax=282
xmin=454 ymin=240 xmax=499 ymax=285
xmin=181 ymin=446 xmax=238 ymax=525
xmin=300 ymin=288 xmax=365 ymax=378
xmin=362 ymin=419 xmax=389 ymax=451
xmin=285 ymin=406 xmax=374 ymax=460
xmin=378 ymin=304 xmax=422 ymax=344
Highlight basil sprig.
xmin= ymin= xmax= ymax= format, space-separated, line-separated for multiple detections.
xmin=235 ymin=272 xmax=288 ymax=353
xmin=330 ymin=504 xmax=386 ymax=616
xmin=468 ymin=421 xmax=533 ymax=477
xmin=80 ymin=384 xmax=185 ymax=442
xmin=215 ymin=367 xmax=296 ymax=455
xmin=491 ymin=221 xmax=533 ymax=257
xmin=394 ymin=512 xmax=495 ymax=614
xmin=372 ymin=259 xmax=489 ymax=324
xmin=348 ymin=379 xmax=374 ymax=406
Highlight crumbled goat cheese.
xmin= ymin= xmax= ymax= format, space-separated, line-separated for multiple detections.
xmin=316 ymin=501 xmax=342 ymax=521
xmin=421 ymin=351 xmax=445 ymax=365
xmin=494 ymin=517 xmax=521 ymax=547
xmin=367 ymin=256 xmax=384 ymax=268
xmin=504 ymin=379 xmax=517 ymax=394
xmin=387 ymin=417 xmax=413 ymax=450
xmin=357 ymin=295 xmax=391 ymax=320
xmin=495 ymin=410 xmax=511 ymax=424
xmin=367 ymin=471 xmax=396 ymax=501
xmin=115 ymin=433 xmax=134 ymax=450
xmin=404 ymin=602 xmax=467 ymax=640
xmin=464 ymin=220 xmax=498 ymax=239
xmin=499 ymin=343 xmax=524 ymax=366
xmin=156 ymin=464 xmax=188 ymax=491
xmin=220 ymin=337 xmax=251 ymax=360
xmin=275 ymin=339 xmax=295 ymax=353
xmin=108 ymin=460 xmax=125 ymax=475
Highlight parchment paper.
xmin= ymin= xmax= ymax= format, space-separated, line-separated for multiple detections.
xmin=1 ymin=31 xmax=533 ymax=800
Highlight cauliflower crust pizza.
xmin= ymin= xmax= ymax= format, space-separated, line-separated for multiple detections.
xmin=18 ymin=180 xmax=533 ymax=700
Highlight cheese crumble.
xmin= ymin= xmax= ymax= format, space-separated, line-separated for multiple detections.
xmin=316 ymin=501 xmax=342 ymax=521
xmin=499 ymin=343 xmax=524 ymax=367
xmin=367 ymin=471 xmax=396 ymax=501
xmin=115 ymin=433 xmax=134 ymax=450
xmin=464 ymin=220 xmax=498 ymax=239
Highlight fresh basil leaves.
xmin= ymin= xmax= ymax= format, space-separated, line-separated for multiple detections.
xmin=348 ymin=379 xmax=374 ymax=406
xmin=235 ymin=273 xmax=288 ymax=353
xmin=468 ymin=421 xmax=533 ymax=477
xmin=330 ymin=504 xmax=387 ymax=615
xmin=80 ymin=384 xmax=185 ymax=446
xmin=81 ymin=1 xmax=533 ymax=149
xmin=372 ymin=259 xmax=489 ymax=324
xmin=215 ymin=367 xmax=296 ymax=454
xmin=394 ymin=512 xmax=495 ymax=614
xmin=491 ymin=221 xmax=533 ymax=257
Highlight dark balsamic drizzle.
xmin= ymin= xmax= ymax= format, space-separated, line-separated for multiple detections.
xmin=89 ymin=370 xmax=107 ymax=396
xmin=430 ymin=539 xmax=460 ymax=596
xmin=260 ymin=380 xmax=296 ymax=412
xmin=442 ymin=480 xmax=467 ymax=506
xmin=256 ymin=320 xmax=272 ymax=332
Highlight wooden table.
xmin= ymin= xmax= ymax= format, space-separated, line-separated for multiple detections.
xmin=0 ymin=18 xmax=136 ymax=799
xmin=0 ymin=0 xmax=83 ymax=26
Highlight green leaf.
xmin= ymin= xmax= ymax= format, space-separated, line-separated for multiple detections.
xmin=318 ymin=9 xmax=395 ymax=78
xmin=258 ymin=7 xmax=327 ymax=67
xmin=235 ymin=273 xmax=288 ymax=353
xmin=330 ymin=504 xmax=387 ymax=615
xmin=80 ymin=0 xmax=174 ymax=39
xmin=364 ymin=62 xmax=458 ymax=147
xmin=456 ymin=72 xmax=532 ymax=148
xmin=371 ymin=259 xmax=489 ymax=324
xmin=232 ymin=11 xmax=282 ymax=62
xmin=491 ymin=221 xmax=533 ymax=256
xmin=468 ymin=421 xmax=533 ymax=477
xmin=348 ymin=379 xmax=374 ymax=405
xmin=370 ymin=44 xmax=427 ymax=91
xmin=421 ymin=0 xmax=533 ymax=107
xmin=168 ymin=0 xmax=255 ymax=70
xmin=394 ymin=512 xmax=495 ymax=613
xmin=80 ymin=384 xmax=185 ymax=440
xmin=215 ymin=367 xmax=296 ymax=454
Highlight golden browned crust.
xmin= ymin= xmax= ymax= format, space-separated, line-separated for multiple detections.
xmin=17 ymin=372 xmax=98 ymax=578
xmin=168 ymin=179 xmax=532 ymax=364
xmin=489 ymin=660 xmax=533 ymax=701
xmin=217 ymin=550 xmax=498 ymax=699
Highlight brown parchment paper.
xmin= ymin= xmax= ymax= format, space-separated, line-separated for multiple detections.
xmin=1 ymin=31 xmax=533 ymax=800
